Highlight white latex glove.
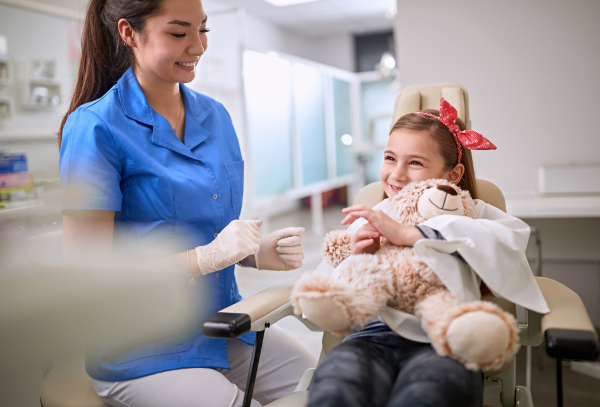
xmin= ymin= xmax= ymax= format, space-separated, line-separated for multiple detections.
xmin=255 ymin=227 xmax=305 ymax=271
xmin=196 ymin=219 xmax=262 ymax=275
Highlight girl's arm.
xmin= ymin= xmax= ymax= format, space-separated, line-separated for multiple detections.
xmin=342 ymin=205 xmax=423 ymax=249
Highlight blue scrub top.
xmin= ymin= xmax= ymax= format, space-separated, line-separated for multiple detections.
xmin=60 ymin=67 xmax=255 ymax=381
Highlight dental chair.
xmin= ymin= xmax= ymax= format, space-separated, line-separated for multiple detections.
xmin=202 ymin=83 xmax=600 ymax=407
xmin=40 ymin=83 xmax=599 ymax=407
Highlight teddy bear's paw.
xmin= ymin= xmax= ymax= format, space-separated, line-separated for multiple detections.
xmin=444 ymin=305 xmax=520 ymax=372
xmin=291 ymin=273 xmax=349 ymax=313
xmin=321 ymin=230 xmax=352 ymax=267
xmin=297 ymin=296 xmax=352 ymax=332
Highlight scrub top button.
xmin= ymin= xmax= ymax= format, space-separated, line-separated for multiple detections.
xmin=214 ymin=233 xmax=218 ymax=238
xmin=213 ymin=194 xmax=217 ymax=199
xmin=215 ymin=273 xmax=219 ymax=278
xmin=195 ymin=161 xmax=199 ymax=164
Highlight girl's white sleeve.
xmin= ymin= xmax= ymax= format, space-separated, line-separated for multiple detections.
xmin=416 ymin=200 xmax=550 ymax=314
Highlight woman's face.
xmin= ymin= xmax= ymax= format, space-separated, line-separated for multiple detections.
xmin=127 ymin=0 xmax=208 ymax=84
xmin=381 ymin=129 xmax=455 ymax=198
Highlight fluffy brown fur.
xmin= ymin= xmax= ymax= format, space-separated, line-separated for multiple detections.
xmin=292 ymin=179 xmax=520 ymax=371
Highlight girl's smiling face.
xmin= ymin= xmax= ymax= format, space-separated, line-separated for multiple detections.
xmin=381 ymin=128 xmax=464 ymax=198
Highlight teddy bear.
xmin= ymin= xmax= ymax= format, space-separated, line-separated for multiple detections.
xmin=291 ymin=179 xmax=520 ymax=372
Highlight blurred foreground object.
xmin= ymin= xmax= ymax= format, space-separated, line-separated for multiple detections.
xmin=0 ymin=231 xmax=197 ymax=373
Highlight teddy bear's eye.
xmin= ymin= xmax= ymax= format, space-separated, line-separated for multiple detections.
xmin=425 ymin=187 xmax=431 ymax=189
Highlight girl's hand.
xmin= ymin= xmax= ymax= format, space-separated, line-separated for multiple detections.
xmin=352 ymin=223 xmax=380 ymax=255
xmin=341 ymin=205 xmax=422 ymax=247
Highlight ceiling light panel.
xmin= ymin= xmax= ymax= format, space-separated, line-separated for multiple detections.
xmin=263 ymin=0 xmax=320 ymax=7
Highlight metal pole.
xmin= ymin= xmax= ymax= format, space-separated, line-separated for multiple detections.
xmin=526 ymin=346 xmax=532 ymax=391
xmin=556 ymin=358 xmax=563 ymax=407
xmin=243 ymin=330 xmax=265 ymax=407
xmin=311 ymin=192 xmax=325 ymax=236
xmin=530 ymin=226 xmax=546 ymax=375
xmin=530 ymin=227 xmax=542 ymax=277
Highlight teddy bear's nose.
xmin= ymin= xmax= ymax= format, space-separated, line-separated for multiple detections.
xmin=437 ymin=185 xmax=458 ymax=196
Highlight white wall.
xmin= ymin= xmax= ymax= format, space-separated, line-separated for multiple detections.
xmin=394 ymin=0 xmax=600 ymax=198
xmin=394 ymin=0 xmax=600 ymax=326
xmin=313 ymin=33 xmax=354 ymax=72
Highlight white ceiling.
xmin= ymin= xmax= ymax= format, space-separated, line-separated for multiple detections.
xmin=30 ymin=0 xmax=395 ymax=38
xmin=209 ymin=0 xmax=395 ymax=37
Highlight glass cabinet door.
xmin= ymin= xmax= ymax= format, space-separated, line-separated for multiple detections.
xmin=333 ymin=78 xmax=354 ymax=177
xmin=292 ymin=62 xmax=328 ymax=186
xmin=243 ymin=50 xmax=294 ymax=197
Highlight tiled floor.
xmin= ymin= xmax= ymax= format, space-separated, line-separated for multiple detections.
xmin=236 ymin=205 xmax=600 ymax=406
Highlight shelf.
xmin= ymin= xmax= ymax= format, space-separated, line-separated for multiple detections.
xmin=0 ymin=129 xmax=57 ymax=142
xmin=0 ymin=201 xmax=61 ymax=221
xmin=506 ymin=195 xmax=600 ymax=218
xmin=28 ymin=79 xmax=61 ymax=87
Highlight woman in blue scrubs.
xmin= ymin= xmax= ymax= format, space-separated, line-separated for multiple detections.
xmin=58 ymin=0 xmax=316 ymax=405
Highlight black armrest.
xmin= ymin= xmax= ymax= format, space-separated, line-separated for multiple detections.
xmin=545 ymin=328 xmax=600 ymax=361
xmin=202 ymin=312 xmax=251 ymax=339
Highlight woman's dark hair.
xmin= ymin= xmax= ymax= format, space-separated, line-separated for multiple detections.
xmin=390 ymin=110 xmax=479 ymax=199
xmin=58 ymin=0 xmax=164 ymax=148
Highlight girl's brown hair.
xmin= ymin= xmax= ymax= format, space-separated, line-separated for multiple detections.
xmin=57 ymin=0 xmax=164 ymax=148
xmin=390 ymin=110 xmax=479 ymax=199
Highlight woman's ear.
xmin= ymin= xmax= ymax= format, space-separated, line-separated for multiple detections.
xmin=118 ymin=18 xmax=137 ymax=48
xmin=447 ymin=163 xmax=465 ymax=185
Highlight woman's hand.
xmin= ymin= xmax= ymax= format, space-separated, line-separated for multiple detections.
xmin=242 ymin=227 xmax=305 ymax=271
xmin=352 ymin=223 xmax=380 ymax=255
xmin=342 ymin=205 xmax=422 ymax=247
xmin=195 ymin=219 xmax=262 ymax=275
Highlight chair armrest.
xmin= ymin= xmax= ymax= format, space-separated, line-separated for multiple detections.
xmin=535 ymin=277 xmax=600 ymax=361
xmin=202 ymin=276 xmax=299 ymax=339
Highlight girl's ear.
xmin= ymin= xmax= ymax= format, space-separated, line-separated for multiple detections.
xmin=448 ymin=163 xmax=465 ymax=185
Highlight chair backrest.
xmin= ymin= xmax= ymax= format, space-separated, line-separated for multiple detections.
xmin=391 ymin=82 xmax=472 ymax=129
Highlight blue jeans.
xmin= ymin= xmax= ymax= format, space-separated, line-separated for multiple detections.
xmin=308 ymin=331 xmax=484 ymax=407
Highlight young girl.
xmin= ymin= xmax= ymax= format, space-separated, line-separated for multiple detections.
xmin=305 ymin=98 xmax=548 ymax=407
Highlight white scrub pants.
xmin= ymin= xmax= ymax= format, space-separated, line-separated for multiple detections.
xmin=91 ymin=325 xmax=317 ymax=407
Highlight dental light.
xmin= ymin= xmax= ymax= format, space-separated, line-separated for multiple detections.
xmin=376 ymin=51 xmax=399 ymax=84
xmin=341 ymin=134 xmax=353 ymax=146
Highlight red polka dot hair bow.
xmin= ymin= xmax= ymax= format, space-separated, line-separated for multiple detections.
xmin=415 ymin=98 xmax=497 ymax=163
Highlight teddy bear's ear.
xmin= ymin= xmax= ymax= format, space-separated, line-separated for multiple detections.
xmin=458 ymin=188 xmax=478 ymax=219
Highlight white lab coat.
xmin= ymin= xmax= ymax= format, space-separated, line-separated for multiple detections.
xmin=316 ymin=198 xmax=550 ymax=343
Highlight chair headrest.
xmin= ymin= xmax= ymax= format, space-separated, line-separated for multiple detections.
xmin=391 ymin=82 xmax=471 ymax=130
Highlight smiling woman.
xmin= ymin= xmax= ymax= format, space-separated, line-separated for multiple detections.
xmin=56 ymin=0 xmax=316 ymax=406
